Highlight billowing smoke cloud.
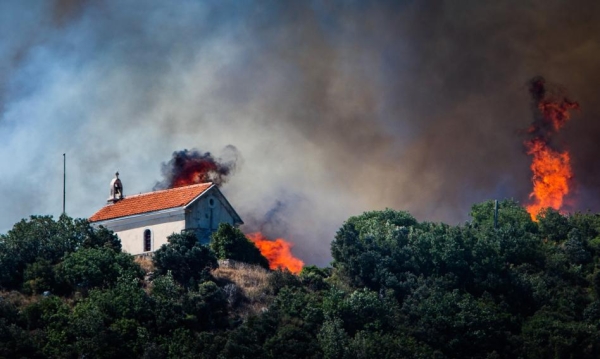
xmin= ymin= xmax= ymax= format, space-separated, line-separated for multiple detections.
xmin=154 ymin=146 xmax=240 ymax=190
xmin=527 ymin=77 xmax=580 ymax=140
xmin=2 ymin=0 xmax=600 ymax=265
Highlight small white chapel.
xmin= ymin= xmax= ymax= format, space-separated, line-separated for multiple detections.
xmin=89 ymin=172 xmax=243 ymax=255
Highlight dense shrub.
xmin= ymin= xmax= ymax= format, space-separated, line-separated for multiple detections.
xmin=153 ymin=231 xmax=218 ymax=287
xmin=211 ymin=223 xmax=270 ymax=269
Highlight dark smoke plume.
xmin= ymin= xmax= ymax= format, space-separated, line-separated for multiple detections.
xmin=154 ymin=145 xmax=240 ymax=190
xmin=3 ymin=0 xmax=600 ymax=265
xmin=527 ymin=76 xmax=580 ymax=139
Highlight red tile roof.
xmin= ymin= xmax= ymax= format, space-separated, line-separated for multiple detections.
xmin=89 ymin=183 xmax=213 ymax=222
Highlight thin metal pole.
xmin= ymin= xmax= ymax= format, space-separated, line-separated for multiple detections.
xmin=63 ymin=153 xmax=66 ymax=215
xmin=494 ymin=200 xmax=498 ymax=229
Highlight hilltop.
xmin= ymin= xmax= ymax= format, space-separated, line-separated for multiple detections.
xmin=1 ymin=200 xmax=600 ymax=358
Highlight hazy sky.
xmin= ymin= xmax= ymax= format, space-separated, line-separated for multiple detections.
xmin=2 ymin=0 xmax=600 ymax=265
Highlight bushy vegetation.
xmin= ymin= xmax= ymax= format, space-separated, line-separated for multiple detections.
xmin=2 ymin=200 xmax=600 ymax=358
xmin=154 ymin=231 xmax=218 ymax=287
xmin=211 ymin=223 xmax=270 ymax=269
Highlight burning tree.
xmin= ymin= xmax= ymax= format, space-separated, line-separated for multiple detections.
xmin=247 ymin=232 xmax=304 ymax=274
xmin=524 ymin=77 xmax=579 ymax=220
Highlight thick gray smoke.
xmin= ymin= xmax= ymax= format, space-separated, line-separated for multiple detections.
xmin=2 ymin=0 xmax=600 ymax=265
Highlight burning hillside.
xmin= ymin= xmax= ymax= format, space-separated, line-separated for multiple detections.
xmin=247 ymin=232 xmax=304 ymax=274
xmin=524 ymin=77 xmax=580 ymax=220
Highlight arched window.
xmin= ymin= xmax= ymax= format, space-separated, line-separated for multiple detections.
xmin=143 ymin=229 xmax=152 ymax=252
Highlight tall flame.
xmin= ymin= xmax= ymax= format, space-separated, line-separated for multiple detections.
xmin=247 ymin=232 xmax=304 ymax=274
xmin=524 ymin=77 xmax=579 ymax=220
xmin=525 ymin=139 xmax=571 ymax=219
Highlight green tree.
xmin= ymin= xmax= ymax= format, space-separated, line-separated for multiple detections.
xmin=210 ymin=223 xmax=269 ymax=269
xmin=522 ymin=309 xmax=600 ymax=359
xmin=59 ymin=247 xmax=143 ymax=292
xmin=330 ymin=209 xmax=418 ymax=292
xmin=318 ymin=318 xmax=349 ymax=359
xmin=0 ymin=215 xmax=120 ymax=289
xmin=153 ymin=231 xmax=218 ymax=287
xmin=182 ymin=281 xmax=229 ymax=331
xmin=151 ymin=272 xmax=185 ymax=335
xmin=469 ymin=199 xmax=536 ymax=233
xmin=21 ymin=296 xmax=74 ymax=357
xmin=0 ymin=298 xmax=38 ymax=358
xmin=402 ymin=284 xmax=515 ymax=358
xmin=163 ymin=328 xmax=203 ymax=359
xmin=538 ymin=208 xmax=570 ymax=242
xmin=261 ymin=286 xmax=323 ymax=359
xmin=267 ymin=269 xmax=302 ymax=295
xmin=22 ymin=258 xmax=59 ymax=294
xmin=299 ymin=265 xmax=331 ymax=291
xmin=70 ymin=275 xmax=153 ymax=358
xmin=346 ymin=330 xmax=437 ymax=359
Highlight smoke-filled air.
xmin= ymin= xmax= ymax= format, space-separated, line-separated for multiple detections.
xmin=2 ymin=0 xmax=600 ymax=265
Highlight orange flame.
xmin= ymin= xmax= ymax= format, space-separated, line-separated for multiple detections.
xmin=172 ymin=166 xmax=217 ymax=188
xmin=525 ymin=139 xmax=572 ymax=219
xmin=155 ymin=148 xmax=236 ymax=190
xmin=247 ymin=232 xmax=304 ymax=274
xmin=525 ymin=77 xmax=579 ymax=220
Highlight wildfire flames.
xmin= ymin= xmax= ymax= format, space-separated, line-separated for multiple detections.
xmin=525 ymin=77 xmax=579 ymax=220
xmin=155 ymin=147 xmax=304 ymax=272
xmin=154 ymin=147 xmax=239 ymax=190
xmin=247 ymin=232 xmax=304 ymax=274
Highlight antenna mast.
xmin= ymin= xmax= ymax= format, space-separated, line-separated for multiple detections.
xmin=63 ymin=153 xmax=66 ymax=215
xmin=494 ymin=200 xmax=498 ymax=229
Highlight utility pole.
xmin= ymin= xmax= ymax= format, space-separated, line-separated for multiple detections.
xmin=494 ymin=200 xmax=498 ymax=229
xmin=63 ymin=153 xmax=66 ymax=215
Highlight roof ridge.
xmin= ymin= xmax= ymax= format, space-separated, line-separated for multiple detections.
xmin=89 ymin=182 xmax=214 ymax=222
xmin=122 ymin=182 xmax=213 ymax=200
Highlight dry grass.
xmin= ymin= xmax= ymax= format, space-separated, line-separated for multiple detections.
xmin=213 ymin=261 xmax=273 ymax=317
xmin=0 ymin=290 xmax=73 ymax=308
xmin=0 ymin=290 xmax=37 ymax=307
xmin=134 ymin=255 xmax=155 ymax=273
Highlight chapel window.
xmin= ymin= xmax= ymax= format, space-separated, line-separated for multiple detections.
xmin=144 ymin=229 xmax=152 ymax=252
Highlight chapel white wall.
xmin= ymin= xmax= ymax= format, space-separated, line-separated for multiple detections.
xmin=94 ymin=210 xmax=186 ymax=255
xmin=115 ymin=219 xmax=185 ymax=255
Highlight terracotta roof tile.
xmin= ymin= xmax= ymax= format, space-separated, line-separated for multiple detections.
xmin=89 ymin=183 xmax=213 ymax=222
